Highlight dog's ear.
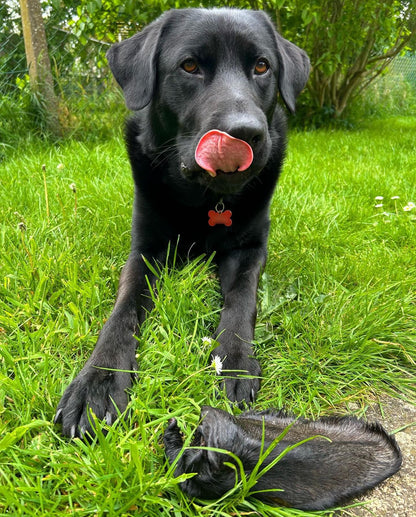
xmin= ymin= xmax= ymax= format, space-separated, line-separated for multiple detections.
xmin=275 ymin=32 xmax=310 ymax=113
xmin=255 ymin=11 xmax=310 ymax=113
xmin=106 ymin=14 xmax=167 ymax=111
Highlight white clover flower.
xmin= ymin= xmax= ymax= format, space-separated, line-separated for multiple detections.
xmin=375 ymin=196 xmax=384 ymax=201
xmin=374 ymin=204 xmax=383 ymax=208
xmin=212 ymin=355 xmax=223 ymax=375
xmin=391 ymin=196 xmax=400 ymax=200
xmin=202 ymin=336 xmax=212 ymax=346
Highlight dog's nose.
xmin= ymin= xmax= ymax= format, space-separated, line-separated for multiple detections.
xmin=224 ymin=118 xmax=266 ymax=148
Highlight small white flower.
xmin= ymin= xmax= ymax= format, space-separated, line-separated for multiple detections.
xmin=202 ymin=336 xmax=212 ymax=346
xmin=375 ymin=196 xmax=384 ymax=201
xmin=403 ymin=205 xmax=412 ymax=212
xmin=57 ymin=163 xmax=65 ymax=170
xmin=212 ymin=355 xmax=223 ymax=375
xmin=407 ymin=202 xmax=415 ymax=209
xmin=374 ymin=204 xmax=383 ymax=208
xmin=391 ymin=196 xmax=400 ymax=200
xmin=69 ymin=183 xmax=77 ymax=193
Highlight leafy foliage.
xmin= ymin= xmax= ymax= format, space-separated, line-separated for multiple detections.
xmin=60 ymin=0 xmax=416 ymax=123
xmin=274 ymin=1 xmax=416 ymax=120
xmin=2 ymin=1 xmax=416 ymax=132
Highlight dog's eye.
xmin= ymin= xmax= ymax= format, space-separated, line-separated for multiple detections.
xmin=181 ymin=59 xmax=199 ymax=74
xmin=254 ymin=59 xmax=270 ymax=75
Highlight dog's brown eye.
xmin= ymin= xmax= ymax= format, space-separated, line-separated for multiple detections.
xmin=182 ymin=59 xmax=199 ymax=74
xmin=254 ymin=59 xmax=269 ymax=75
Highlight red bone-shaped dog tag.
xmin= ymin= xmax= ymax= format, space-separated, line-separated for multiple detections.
xmin=208 ymin=200 xmax=232 ymax=227
xmin=208 ymin=209 xmax=232 ymax=227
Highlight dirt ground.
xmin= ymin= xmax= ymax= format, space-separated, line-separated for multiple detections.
xmin=339 ymin=397 xmax=416 ymax=517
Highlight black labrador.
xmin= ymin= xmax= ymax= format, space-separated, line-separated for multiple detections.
xmin=55 ymin=8 xmax=310 ymax=438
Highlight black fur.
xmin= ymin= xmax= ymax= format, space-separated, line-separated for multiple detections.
xmin=55 ymin=8 xmax=310 ymax=438
xmin=164 ymin=406 xmax=402 ymax=510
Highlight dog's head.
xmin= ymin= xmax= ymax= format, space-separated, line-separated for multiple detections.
xmin=107 ymin=9 xmax=309 ymax=194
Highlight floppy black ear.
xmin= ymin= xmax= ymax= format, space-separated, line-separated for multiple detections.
xmin=106 ymin=14 xmax=167 ymax=111
xmin=275 ymin=32 xmax=310 ymax=113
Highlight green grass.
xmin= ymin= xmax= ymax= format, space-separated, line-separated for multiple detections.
xmin=1 ymin=117 xmax=415 ymax=516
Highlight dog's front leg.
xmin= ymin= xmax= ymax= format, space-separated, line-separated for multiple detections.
xmin=55 ymin=250 xmax=160 ymax=438
xmin=212 ymin=246 xmax=266 ymax=404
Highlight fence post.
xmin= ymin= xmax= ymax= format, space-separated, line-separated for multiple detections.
xmin=19 ymin=0 xmax=61 ymax=136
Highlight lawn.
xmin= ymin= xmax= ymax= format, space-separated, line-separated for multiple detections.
xmin=1 ymin=117 xmax=415 ymax=516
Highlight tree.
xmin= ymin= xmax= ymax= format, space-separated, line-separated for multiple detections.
xmin=261 ymin=0 xmax=416 ymax=119
xmin=19 ymin=0 xmax=61 ymax=135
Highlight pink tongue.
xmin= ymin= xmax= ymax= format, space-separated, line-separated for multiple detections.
xmin=195 ymin=130 xmax=254 ymax=177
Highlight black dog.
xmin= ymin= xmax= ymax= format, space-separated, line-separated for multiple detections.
xmin=55 ymin=8 xmax=310 ymax=438
xmin=164 ymin=406 xmax=402 ymax=510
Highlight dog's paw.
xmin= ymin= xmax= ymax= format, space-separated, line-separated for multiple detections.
xmin=211 ymin=346 xmax=261 ymax=405
xmin=54 ymin=358 xmax=138 ymax=439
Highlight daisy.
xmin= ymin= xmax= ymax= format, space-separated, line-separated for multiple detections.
xmin=212 ymin=355 xmax=223 ymax=375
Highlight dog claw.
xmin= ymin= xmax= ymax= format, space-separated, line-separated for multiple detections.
xmin=54 ymin=408 xmax=62 ymax=424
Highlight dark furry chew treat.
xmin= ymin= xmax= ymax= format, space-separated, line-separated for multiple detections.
xmin=164 ymin=406 xmax=402 ymax=510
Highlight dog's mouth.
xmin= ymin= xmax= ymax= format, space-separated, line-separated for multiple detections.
xmin=181 ymin=163 xmax=247 ymax=178
xmin=179 ymin=129 xmax=264 ymax=194
xmin=194 ymin=130 xmax=253 ymax=178
xmin=180 ymin=162 xmax=256 ymax=194
xmin=215 ymin=168 xmax=241 ymax=176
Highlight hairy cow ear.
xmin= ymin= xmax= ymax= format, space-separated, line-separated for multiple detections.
xmin=275 ymin=32 xmax=310 ymax=113
xmin=106 ymin=14 xmax=167 ymax=111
